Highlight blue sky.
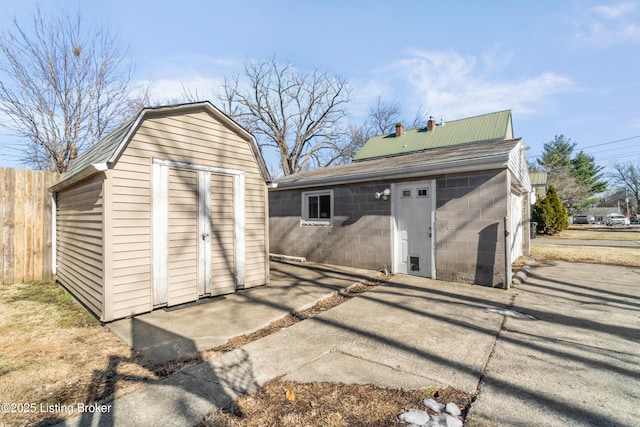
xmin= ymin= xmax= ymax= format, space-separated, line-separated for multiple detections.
xmin=1 ymin=0 xmax=639 ymax=176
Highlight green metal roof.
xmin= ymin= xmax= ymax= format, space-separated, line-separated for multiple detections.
xmin=353 ymin=110 xmax=513 ymax=161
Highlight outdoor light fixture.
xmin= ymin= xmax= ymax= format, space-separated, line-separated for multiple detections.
xmin=375 ymin=188 xmax=391 ymax=200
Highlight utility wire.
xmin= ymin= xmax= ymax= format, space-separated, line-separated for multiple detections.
xmin=578 ymin=135 xmax=640 ymax=150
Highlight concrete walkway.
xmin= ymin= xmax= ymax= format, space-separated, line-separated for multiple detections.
xmin=58 ymin=260 xmax=640 ymax=426
xmin=107 ymin=261 xmax=377 ymax=363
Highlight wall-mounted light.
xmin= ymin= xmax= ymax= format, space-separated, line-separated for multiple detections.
xmin=375 ymin=188 xmax=391 ymax=201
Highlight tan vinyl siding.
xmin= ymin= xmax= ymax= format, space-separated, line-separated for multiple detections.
xmin=108 ymin=109 xmax=267 ymax=316
xmin=110 ymin=162 xmax=152 ymax=318
xmin=55 ymin=174 xmax=104 ymax=317
xmin=167 ymin=168 xmax=198 ymax=305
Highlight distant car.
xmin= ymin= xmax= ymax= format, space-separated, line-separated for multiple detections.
xmin=630 ymin=216 xmax=639 ymax=224
xmin=605 ymin=213 xmax=630 ymax=226
xmin=573 ymin=215 xmax=589 ymax=224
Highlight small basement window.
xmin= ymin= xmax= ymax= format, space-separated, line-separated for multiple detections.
xmin=302 ymin=190 xmax=333 ymax=224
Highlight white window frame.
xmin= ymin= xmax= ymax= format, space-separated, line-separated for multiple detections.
xmin=301 ymin=189 xmax=334 ymax=225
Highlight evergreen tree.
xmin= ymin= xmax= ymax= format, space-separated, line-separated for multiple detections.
xmin=532 ymin=186 xmax=568 ymax=235
xmin=538 ymin=135 xmax=574 ymax=173
xmin=537 ymin=135 xmax=607 ymax=214
xmin=572 ymin=151 xmax=607 ymax=201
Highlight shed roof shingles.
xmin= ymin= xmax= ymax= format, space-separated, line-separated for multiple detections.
xmin=63 ymin=115 xmax=137 ymax=177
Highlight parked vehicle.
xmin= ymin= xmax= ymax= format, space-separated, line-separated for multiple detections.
xmin=573 ymin=215 xmax=595 ymax=224
xmin=605 ymin=213 xmax=630 ymax=226
xmin=574 ymin=215 xmax=588 ymax=224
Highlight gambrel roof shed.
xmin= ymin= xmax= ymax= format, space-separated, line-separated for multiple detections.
xmin=50 ymin=102 xmax=271 ymax=321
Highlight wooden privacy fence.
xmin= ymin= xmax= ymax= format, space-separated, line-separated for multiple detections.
xmin=1 ymin=167 xmax=60 ymax=285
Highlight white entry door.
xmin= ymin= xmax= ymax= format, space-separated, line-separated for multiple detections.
xmin=393 ymin=180 xmax=435 ymax=278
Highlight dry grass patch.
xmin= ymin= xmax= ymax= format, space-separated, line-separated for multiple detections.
xmin=0 ymin=281 xmax=158 ymax=426
xmin=532 ymin=244 xmax=640 ymax=267
xmin=201 ymin=380 xmax=473 ymax=427
xmin=550 ymin=227 xmax=640 ymax=241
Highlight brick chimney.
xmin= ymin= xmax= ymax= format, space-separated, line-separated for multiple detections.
xmin=395 ymin=122 xmax=404 ymax=137
xmin=427 ymin=116 xmax=436 ymax=131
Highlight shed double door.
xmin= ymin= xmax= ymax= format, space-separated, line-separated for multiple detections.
xmin=153 ymin=167 xmax=236 ymax=307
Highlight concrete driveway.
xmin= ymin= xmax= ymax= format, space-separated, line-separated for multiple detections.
xmin=60 ymin=260 xmax=640 ymax=426
xmin=466 ymin=260 xmax=640 ymax=426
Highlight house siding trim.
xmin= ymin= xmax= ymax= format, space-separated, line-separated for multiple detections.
xmin=103 ymin=171 xmax=114 ymax=321
xmin=51 ymin=193 xmax=57 ymax=275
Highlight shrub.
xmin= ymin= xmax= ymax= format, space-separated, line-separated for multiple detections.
xmin=532 ymin=186 xmax=569 ymax=234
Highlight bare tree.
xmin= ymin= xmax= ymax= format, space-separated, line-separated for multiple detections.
xmin=0 ymin=6 xmax=134 ymax=172
xmin=547 ymin=164 xmax=590 ymax=215
xmin=368 ymin=97 xmax=402 ymax=135
xmin=610 ymin=161 xmax=640 ymax=215
xmin=331 ymin=122 xmax=370 ymax=165
xmin=408 ymin=104 xmax=429 ymax=129
xmin=218 ymin=57 xmax=351 ymax=176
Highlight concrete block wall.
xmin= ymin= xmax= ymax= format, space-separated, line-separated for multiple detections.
xmin=269 ymin=182 xmax=392 ymax=271
xmin=435 ymin=169 xmax=508 ymax=287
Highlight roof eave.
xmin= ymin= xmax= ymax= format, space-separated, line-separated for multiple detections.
xmin=272 ymin=154 xmax=511 ymax=191
xmin=49 ymin=163 xmax=108 ymax=193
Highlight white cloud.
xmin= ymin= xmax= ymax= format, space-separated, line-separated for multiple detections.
xmin=592 ymin=2 xmax=637 ymax=18
xmin=571 ymin=1 xmax=640 ymax=47
xmin=132 ymin=53 xmax=244 ymax=105
xmin=358 ymin=49 xmax=573 ymax=122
